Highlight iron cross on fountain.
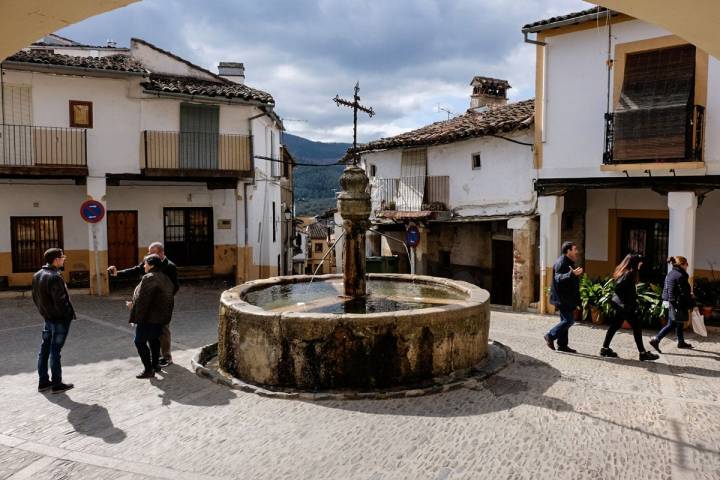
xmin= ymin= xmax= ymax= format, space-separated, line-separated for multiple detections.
xmin=333 ymin=82 xmax=375 ymax=165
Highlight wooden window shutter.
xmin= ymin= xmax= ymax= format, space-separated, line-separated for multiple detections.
xmin=613 ymin=44 xmax=695 ymax=162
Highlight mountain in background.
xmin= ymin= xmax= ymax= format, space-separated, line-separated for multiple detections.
xmin=283 ymin=133 xmax=351 ymax=216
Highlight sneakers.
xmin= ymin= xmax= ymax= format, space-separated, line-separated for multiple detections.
xmin=677 ymin=342 xmax=694 ymax=349
xmin=38 ymin=381 xmax=53 ymax=393
xmin=649 ymin=337 xmax=662 ymax=353
xmin=158 ymin=358 xmax=172 ymax=367
xmin=600 ymin=347 xmax=618 ymax=358
xmin=51 ymin=383 xmax=74 ymax=394
xmin=639 ymin=351 xmax=659 ymax=361
xmin=135 ymin=370 xmax=155 ymax=379
xmin=557 ymin=346 xmax=577 ymax=354
xmin=543 ymin=334 xmax=556 ymax=351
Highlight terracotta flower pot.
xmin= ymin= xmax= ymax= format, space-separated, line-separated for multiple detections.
xmin=622 ymin=320 xmax=632 ymax=329
xmin=702 ymin=306 xmax=713 ymax=320
xmin=590 ymin=307 xmax=603 ymax=325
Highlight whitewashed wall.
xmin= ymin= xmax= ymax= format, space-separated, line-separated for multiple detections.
xmin=361 ymin=130 xmax=535 ymax=217
xmin=541 ymin=19 xmax=720 ymax=178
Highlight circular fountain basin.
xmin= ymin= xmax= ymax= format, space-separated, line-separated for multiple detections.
xmin=217 ymin=273 xmax=490 ymax=390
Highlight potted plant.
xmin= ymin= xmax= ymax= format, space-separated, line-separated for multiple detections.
xmin=636 ymin=282 xmax=664 ymax=329
xmin=596 ymin=278 xmax=618 ymax=325
xmin=580 ymin=275 xmax=604 ymax=324
xmin=693 ymin=277 xmax=714 ymax=320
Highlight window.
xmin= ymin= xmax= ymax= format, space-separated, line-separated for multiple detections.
xmin=69 ymin=100 xmax=93 ymax=128
xmin=314 ymin=242 xmax=324 ymax=253
xmin=11 ymin=217 xmax=63 ymax=273
xmin=471 ymin=153 xmax=481 ymax=170
xmin=369 ymin=164 xmax=377 ymax=177
xmin=163 ymin=208 xmax=214 ymax=266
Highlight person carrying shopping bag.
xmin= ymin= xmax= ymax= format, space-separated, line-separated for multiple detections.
xmin=649 ymin=256 xmax=694 ymax=352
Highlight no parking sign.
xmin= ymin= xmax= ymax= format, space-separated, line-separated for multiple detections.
xmin=80 ymin=200 xmax=105 ymax=224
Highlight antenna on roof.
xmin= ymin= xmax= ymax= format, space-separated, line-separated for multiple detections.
xmin=437 ymin=104 xmax=454 ymax=120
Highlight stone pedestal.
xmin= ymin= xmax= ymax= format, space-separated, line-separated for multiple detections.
xmin=337 ymin=165 xmax=370 ymax=297
xmin=508 ymin=216 xmax=537 ymax=312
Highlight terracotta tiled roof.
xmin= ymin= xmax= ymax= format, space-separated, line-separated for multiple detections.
xmin=356 ymin=99 xmax=534 ymax=153
xmin=4 ymin=50 xmax=148 ymax=73
xmin=307 ymin=222 xmax=329 ymax=240
xmin=142 ymin=74 xmax=274 ymax=105
xmin=522 ymin=7 xmax=617 ymax=32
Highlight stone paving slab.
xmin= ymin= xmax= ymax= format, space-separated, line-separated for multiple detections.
xmin=0 ymin=289 xmax=719 ymax=479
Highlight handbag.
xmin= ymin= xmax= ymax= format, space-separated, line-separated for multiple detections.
xmin=691 ymin=307 xmax=708 ymax=337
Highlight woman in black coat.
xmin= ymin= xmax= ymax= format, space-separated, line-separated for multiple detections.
xmin=127 ymin=254 xmax=176 ymax=378
xmin=601 ymin=254 xmax=659 ymax=361
xmin=650 ymin=256 xmax=694 ymax=352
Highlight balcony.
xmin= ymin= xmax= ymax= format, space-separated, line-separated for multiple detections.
xmin=603 ymin=105 xmax=705 ymax=171
xmin=370 ymin=175 xmax=449 ymax=219
xmin=142 ymin=131 xmax=252 ymax=178
xmin=0 ymin=124 xmax=87 ymax=177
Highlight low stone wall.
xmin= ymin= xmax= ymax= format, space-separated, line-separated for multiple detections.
xmin=218 ymin=274 xmax=491 ymax=390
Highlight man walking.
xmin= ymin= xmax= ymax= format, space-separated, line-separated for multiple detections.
xmin=544 ymin=241 xmax=583 ymax=353
xmin=109 ymin=242 xmax=179 ymax=367
xmin=33 ymin=248 xmax=76 ymax=393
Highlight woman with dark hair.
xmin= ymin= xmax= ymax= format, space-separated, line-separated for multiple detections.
xmin=600 ymin=254 xmax=659 ymax=361
xmin=127 ymin=254 xmax=175 ymax=378
xmin=649 ymin=256 xmax=694 ymax=352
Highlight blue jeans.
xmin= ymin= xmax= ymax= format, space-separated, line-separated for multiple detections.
xmin=548 ymin=308 xmax=575 ymax=347
xmin=38 ymin=319 xmax=71 ymax=385
xmin=134 ymin=324 xmax=163 ymax=372
xmin=656 ymin=305 xmax=686 ymax=344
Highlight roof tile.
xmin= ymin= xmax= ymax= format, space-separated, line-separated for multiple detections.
xmin=141 ymin=74 xmax=274 ymax=105
xmin=4 ymin=50 xmax=147 ymax=73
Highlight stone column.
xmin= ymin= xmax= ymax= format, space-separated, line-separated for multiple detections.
xmin=668 ymin=191 xmax=697 ymax=277
xmin=538 ymin=195 xmax=564 ymax=314
xmin=86 ymin=177 xmax=109 ymax=296
xmin=337 ymin=165 xmax=370 ymax=297
xmin=508 ymin=216 xmax=537 ymax=312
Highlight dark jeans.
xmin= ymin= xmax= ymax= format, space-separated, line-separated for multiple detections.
xmin=134 ymin=324 xmax=163 ymax=372
xmin=547 ymin=308 xmax=575 ymax=347
xmin=38 ymin=319 xmax=71 ymax=385
xmin=656 ymin=305 xmax=686 ymax=344
xmin=603 ymin=309 xmax=645 ymax=352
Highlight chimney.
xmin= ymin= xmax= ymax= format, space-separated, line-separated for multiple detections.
xmin=218 ymin=61 xmax=245 ymax=84
xmin=469 ymin=76 xmax=510 ymax=110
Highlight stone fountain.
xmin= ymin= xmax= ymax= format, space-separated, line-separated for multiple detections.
xmin=197 ymin=85 xmax=494 ymax=394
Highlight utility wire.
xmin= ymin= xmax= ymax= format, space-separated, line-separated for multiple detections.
xmin=254 ymin=155 xmax=341 ymax=167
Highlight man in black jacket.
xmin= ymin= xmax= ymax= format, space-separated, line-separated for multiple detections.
xmin=544 ymin=241 xmax=583 ymax=353
xmin=33 ymin=248 xmax=76 ymax=393
xmin=108 ymin=242 xmax=178 ymax=367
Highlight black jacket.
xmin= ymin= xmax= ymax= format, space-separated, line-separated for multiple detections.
xmin=550 ymin=254 xmax=580 ymax=309
xmin=118 ymin=257 xmax=179 ymax=294
xmin=662 ymin=266 xmax=694 ymax=311
xmin=129 ymin=270 xmax=175 ymax=325
xmin=32 ymin=265 xmax=76 ymax=323
xmin=612 ymin=272 xmax=637 ymax=313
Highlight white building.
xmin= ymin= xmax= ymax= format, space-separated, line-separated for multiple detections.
xmin=356 ymin=79 xmax=537 ymax=309
xmin=523 ymin=7 xmax=720 ymax=312
xmin=0 ymin=34 xmax=292 ymax=293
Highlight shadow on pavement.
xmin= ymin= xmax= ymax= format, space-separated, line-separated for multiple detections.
xmin=45 ymin=393 xmax=126 ymax=444
xmin=569 ymin=351 xmax=720 ymax=377
xmin=150 ymin=364 xmax=235 ymax=407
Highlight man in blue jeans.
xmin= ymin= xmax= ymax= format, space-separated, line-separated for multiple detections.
xmin=544 ymin=241 xmax=583 ymax=353
xmin=32 ymin=248 xmax=76 ymax=394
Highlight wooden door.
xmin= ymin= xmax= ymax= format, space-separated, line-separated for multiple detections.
xmin=491 ymin=239 xmax=513 ymax=306
xmin=107 ymin=211 xmax=138 ymax=270
xmin=180 ymin=104 xmax=219 ymax=170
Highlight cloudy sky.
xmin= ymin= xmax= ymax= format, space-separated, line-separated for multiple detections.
xmin=60 ymin=0 xmax=591 ymax=143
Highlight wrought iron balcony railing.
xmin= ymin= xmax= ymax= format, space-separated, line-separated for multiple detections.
xmin=0 ymin=124 xmax=87 ymax=171
xmin=603 ymin=104 xmax=705 ymax=165
xmin=370 ymin=175 xmax=450 ymax=213
xmin=142 ymin=130 xmax=252 ymax=176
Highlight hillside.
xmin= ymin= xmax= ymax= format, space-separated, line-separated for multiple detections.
xmin=283 ymin=133 xmax=351 ymax=216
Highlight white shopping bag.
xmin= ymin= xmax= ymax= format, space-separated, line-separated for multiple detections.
xmin=691 ymin=308 xmax=708 ymax=337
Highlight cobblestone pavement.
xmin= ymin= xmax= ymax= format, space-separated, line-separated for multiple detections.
xmin=1 ymin=286 xmax=719 ymax=480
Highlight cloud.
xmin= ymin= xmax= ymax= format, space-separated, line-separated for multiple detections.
xmin=59 ymin=0 xmax=590 ymax=142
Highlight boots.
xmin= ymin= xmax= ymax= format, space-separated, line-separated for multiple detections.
xmin=639 ymin=351 xmax=659 ymax=361
xmin=600 ymin=347 xmax=618 ymax=358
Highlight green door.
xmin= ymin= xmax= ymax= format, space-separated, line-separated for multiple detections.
xmin=180 ymin=104 xmax=219 ymax=170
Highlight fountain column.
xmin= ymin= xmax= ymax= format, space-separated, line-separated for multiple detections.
xmin=337 ymin=164 xmax=371 ymax=298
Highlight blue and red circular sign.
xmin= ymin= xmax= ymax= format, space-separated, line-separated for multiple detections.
xmin=80 ymin=200 xmax=105 ymax=224
xmin=406 ymin=226 xmax=420 ymax=247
